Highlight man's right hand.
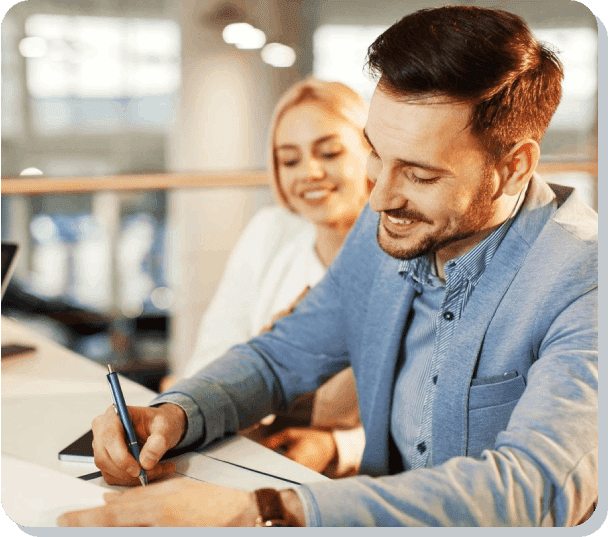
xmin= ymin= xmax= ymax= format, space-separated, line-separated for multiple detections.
xmin=92 ymin=403 xmax=187 ymax=486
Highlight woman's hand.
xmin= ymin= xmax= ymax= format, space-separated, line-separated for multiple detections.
xmin=91 ymin=403 xmax=186 ymax=485
xmin=261 ymin=286 xmax=311 ymax=332
xmin=260 ymin=427 xmax=337 ymax=474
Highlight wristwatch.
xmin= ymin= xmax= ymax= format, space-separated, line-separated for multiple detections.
xmin=254 ymin=488 xmax=292 ymax=527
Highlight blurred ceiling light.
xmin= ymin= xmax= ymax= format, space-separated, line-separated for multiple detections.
xmin=150 ymin=286 xmax=174 ymax=310
xmin=261 ymin=43 xmax=296 ymax=68
xmin=18 ymin=36 xmax=48 ymax=58
xmin=236 ymin=27 xmax=266 ymax=49
xmin=30 ymin=215 xmax=58 ymax=243
xmin=222 ymin=22 xmax=251 ymax=44
xmin=121 ymin=301 xmax=143 ymax=318
xmin=20 ymin=167 xmax=44 ymax=176
xmin=223 ymin=22 xmax=266 ymax=49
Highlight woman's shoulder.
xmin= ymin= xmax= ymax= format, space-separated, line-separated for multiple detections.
xmin=251 ymin=204 xmax=312 ymax=228
xmin=245 ymin=205 xmax=315 ymax=244
xmin=228 ymin=205 xmax=315 ymax=272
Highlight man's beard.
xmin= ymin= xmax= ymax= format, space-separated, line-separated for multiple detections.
xmin=376 ymin=166 xmax=496 ymax=261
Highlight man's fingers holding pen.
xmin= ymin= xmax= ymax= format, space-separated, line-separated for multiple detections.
xmin=101 ymin=462 xmax=176 ymax=486
xmin=94 ymin=435 xmax=175 ymax=485
xmin=137 ymin=405 xmax=187 ymax=468
xmin=92 ymin=406 xmax=138 ymax=481
xmin=139 ymin=432 xmax=173 ymax=469
xmin=91 ymin=403 xmax=186 ymax=485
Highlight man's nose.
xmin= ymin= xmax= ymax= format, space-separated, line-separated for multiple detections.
xmin=369 ymin=170 xmax=406 ymax=213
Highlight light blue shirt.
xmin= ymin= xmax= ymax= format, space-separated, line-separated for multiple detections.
xmin=392 ymin=210 xmax=519 ymax=471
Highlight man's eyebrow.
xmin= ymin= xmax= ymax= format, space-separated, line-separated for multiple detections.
xmin=363 ymin=128 xmax=451 ymax=175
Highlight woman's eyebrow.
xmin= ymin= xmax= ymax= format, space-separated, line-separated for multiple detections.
xmin=275 ymin=144 xmax=299 ymax=151
xmin=276 ymin=134 xmax=339 ymax=151
xmin=313 ymin=134 xmax=339 ymax=145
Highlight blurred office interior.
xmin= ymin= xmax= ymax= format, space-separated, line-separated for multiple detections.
xmin=1 ymin=0 xmax=598 ymax=391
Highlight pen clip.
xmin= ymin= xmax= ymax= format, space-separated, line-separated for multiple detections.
xmin=106 ymin=373 xmax=119 ymax=415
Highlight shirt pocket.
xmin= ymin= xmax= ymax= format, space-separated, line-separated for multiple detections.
xmin=467 ymin=372 xmax=526 ymax=458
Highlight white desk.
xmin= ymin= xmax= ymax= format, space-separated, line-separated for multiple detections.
xmin=1 ymin=316 xmax=327 ymax=525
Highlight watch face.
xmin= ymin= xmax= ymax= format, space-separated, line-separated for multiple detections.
xmin=256 ymin=518 xmax=289 ymax=527
xmin=268 ymin=520 xmax=289 ymax=527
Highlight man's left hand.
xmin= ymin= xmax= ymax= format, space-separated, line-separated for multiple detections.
xmin=57 ymin=478 xmax=259 ymax=527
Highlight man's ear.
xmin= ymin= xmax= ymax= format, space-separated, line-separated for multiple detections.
xmin=497 ymin=139 xmax=540 ymax=197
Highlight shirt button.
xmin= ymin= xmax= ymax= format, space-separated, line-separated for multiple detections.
xmin=443 ymin=311 xmax=454 ymax=321
xmin=417 ymin=442 xmax=426 ymax=454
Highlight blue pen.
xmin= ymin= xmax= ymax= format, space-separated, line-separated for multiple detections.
xmin=106 ymin=364 xmax=148 ymax=486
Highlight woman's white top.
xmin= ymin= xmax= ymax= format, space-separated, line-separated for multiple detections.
xmin=184 ymin=205 xmax=364 ymax=475
xmin=184 ymin=206 xmax=323 ymax=377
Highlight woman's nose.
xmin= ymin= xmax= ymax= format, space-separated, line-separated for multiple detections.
xmin=301 ymin=156 xmax=325 ymax=180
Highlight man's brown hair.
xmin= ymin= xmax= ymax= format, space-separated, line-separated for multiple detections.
xmin=366 ymin=6 xmax=564 ymax=163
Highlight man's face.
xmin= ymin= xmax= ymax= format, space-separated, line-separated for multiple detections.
xmin=365 ymin=88 xmax=501 ymax=264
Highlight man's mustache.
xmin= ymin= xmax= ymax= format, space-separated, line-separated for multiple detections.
xmin=383 ymin=207 xmax=431 ymax=224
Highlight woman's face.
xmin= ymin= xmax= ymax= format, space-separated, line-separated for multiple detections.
xmin=274 ymin=102 xmax=369 ymax=229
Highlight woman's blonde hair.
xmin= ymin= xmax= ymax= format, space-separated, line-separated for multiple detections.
xmin=268 ymin=78 xmax=369 ymax=210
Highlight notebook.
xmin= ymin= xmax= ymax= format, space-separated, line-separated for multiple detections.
xmin=58 ymin=429 xmax=95 ymax=463
xmin=58 ymin=428 xmax=206 ymax=464
xmin=1 ymin=242 xmax=37 ymax=358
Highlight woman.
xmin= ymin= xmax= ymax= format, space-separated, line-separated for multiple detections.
xmin=173 ymin=78 xmax=369 ymax=477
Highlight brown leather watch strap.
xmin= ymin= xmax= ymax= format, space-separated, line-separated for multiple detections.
xmin=254 ymin=488 xmax=290 ymax=527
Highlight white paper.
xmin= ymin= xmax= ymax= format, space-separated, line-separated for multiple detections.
xmin=174 ymin=453 xmax=297 ymax=491
xmin=201 ymin=436 xmax=329 ymax=484
xmin=84 ymin=453 xmax=297 ymax=492
xmin=1 ymin=454 xmax=106 ymax=527
xmin=2 ymin=450 xmax=305 ymax=529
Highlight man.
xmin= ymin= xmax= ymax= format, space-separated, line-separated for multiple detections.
xmin=59 ymin=5 xmax=597 ymax=527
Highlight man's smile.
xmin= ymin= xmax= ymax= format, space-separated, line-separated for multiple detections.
xmin=386 ymin=214 xmax=415 ymax=226
xmin=381 ymin=212 xmax=427 ymax=237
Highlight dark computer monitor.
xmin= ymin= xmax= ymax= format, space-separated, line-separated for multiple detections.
xmin=1 ymin=242 xmax=20 ymax=299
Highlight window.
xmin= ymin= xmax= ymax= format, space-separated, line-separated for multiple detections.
xmin=23 ymin=14 xmax=180 ymax=134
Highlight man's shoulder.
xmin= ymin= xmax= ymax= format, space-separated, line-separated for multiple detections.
xmin=349 ymin=204 xmax=381 ymax=238
xmin=517 ymin=180 xmax=597 ymax=289
xmin=339 ymin=204 xmax=385 ymax=259
xmin=326 ymin=204 xmax=393 ymax=286
xmin=548 ymin=183 xmax=597 ymax=244
xmin=514 ymin=176 xmax=597 ymax=249
xmin=534 ymin=182 xmax=597 ymax=265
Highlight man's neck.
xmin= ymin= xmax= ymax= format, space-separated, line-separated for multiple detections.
xmin=434 ymin=187 xmax=527 ymax=281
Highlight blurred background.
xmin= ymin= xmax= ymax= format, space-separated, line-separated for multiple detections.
xmin=1 ymin=0 xmax=598 ymax=391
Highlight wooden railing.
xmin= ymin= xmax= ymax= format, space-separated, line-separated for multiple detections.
xmin=0 ymin=170 xmax=270 ymax=195
xmin=0 ymin=161 xmax=597 ymax=196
